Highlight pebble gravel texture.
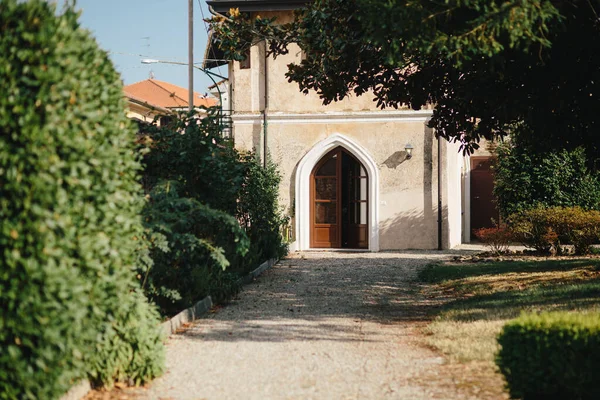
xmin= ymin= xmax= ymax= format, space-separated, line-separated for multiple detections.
xmin=130 ymin=250 xmax=500 ymax=400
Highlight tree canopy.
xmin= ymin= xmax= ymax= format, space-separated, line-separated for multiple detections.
xmin=210 ymin=0 xmax=600 ymax=159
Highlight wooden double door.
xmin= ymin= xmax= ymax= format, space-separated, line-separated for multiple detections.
xmin=310 ymin=147 xmax=368 ymax=249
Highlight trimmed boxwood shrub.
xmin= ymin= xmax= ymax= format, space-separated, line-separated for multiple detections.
xmin=496 ymin=312 xmax=600 ymax=400
xmin=0 ymin=1 xmax=163 ymax=398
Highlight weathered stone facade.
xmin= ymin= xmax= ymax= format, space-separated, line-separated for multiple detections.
xmin=209 ymin=5 xmax=491 ymax=250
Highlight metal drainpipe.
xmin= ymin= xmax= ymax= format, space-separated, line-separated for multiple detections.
xmin=207 ymin=5 xmax=233 ymax=138
xmin=263 ymin=40 xmax=269 ymax=168
xmin=437 ymin=134 xmax=443 ymax=250
xmin=188 ymin=0 xmax=194 ymax=113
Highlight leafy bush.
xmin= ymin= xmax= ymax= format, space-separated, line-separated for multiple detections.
xmin=0 ymin=1 xmax=163 ymax=398
xmin=88 ymin=290 xmax=165 ymax=388
xmin=208 ymin=270 xmax=244 ymax=304
xmin=552 ymin=208 xmax=600 ymax=255
xmin=235 ymin=154 xmax=289 ymax=273
xmin=140 ymin=180 xmax=249 ymax=316
xmin=142 ymin=111 xmax=245 ymax=216
xmin=494 ymin=135 xmax=600 ymax=219
xmin=473 ymin=226 xmax=513 ymax=255
xmin=139 ymin=112 xmax=287 ymax=316
xmin=507 ymin=207 xmax=559 ymax=254
xmin=496 ymin=312 xmax=600 ymax=400
xmin=508 ymin=206 xmax=600 ymax=255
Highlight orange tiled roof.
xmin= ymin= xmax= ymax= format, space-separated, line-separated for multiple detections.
xmin=123 ymin=79 xmax=217 ymax=109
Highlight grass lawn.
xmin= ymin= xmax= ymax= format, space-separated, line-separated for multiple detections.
xmin=418 ymin=258 xmax=600 ymax=363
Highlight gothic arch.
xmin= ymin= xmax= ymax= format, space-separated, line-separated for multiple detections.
xmin=295 ymin=134 xmax=380 ymax=251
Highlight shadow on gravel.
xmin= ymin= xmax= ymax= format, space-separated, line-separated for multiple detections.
xmin=180 ymin=254 xmax=453 ymax=343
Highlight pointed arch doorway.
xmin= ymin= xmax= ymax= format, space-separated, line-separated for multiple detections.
xmin=310 ymin=147 xmax=369 ymax=249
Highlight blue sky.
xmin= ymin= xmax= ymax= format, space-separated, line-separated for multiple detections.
xmin=75 ymin=0 xmax=225 ymax=95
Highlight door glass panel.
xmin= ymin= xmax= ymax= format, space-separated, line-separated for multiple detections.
xmin=348 ymin=202 xmax=367 ymax=224
xmin=349 ymin=178 xmax=368 ymax=201
xmin=360 ymin=202 xmax=367 ymax=224
xmin=315 ymin=178 xmax=337 ymax=200
xmin=316 ymin=155 xmax=337 ymax=176
xmin=349 ymin=203 xmax=357 ymax=225
xmin=359 ymin=177 xmax=367 ymax=199
xmin=348 ymin=160 xmax=367 ymax=178
xmin=315 ymin=202 xmax=337 ymax=224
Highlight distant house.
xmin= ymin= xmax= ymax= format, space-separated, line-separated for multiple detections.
xmin=208 ymin=79 xmax=230 ymax=114
xmin=206 ymin=0 xmax=498 ymax=250
xmin=123 ymin=79 xmax=217 ymax=126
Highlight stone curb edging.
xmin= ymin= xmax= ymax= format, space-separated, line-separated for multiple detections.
xmin=63 ymin=257 xmax=278 ymax=400
xmin=161 ymin=257 xmax=278 ymax=336
xmin=237 ymin=258 xmax=278 ymax=286
xmin=60 ymin=380 xmax=91 ymax=400
xmin=160 ymin=296 xmax=213 ymax=336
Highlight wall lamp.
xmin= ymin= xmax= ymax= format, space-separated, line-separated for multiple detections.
xmin=405 ymin=143 xmax=414 ymax=159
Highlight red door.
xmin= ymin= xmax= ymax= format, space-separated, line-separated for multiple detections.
xmin=470 ymin=157 xmax=500 ymax=235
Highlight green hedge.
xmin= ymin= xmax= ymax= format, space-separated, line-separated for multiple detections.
xmin=508 ymin=206 xmax=600 ymax=254
xmin=496 ymin=312 xmax=600 ymax=400
xmin=0 ymin=1 xmax=163 ymax=398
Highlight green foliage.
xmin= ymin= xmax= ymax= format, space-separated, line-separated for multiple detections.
xmin=497 ymin=312 xmax=600 ymax=400
xmin=140 ymin=112 xmax=287 ymax=316
xmin=494 ymin=138 xmax=600 ymax=218
xmin=236 ymin=154 xmax=289 ymax=272
xmin=508 ymin=206 xmax=600 ymax=255
xmin=88 ymin=290 xmax=165 ymax=388
xmin=141 ymin=180 xmax=249 ymax=316
xmin=0 ymin=1 xmax=163 ymax=397
xmin=210 ymin=1 xmax=600 ymax=159
xmin=507 ymin=207 xmax=558 ymax=254
xmin=142 ymin=110 xmax=245 ymax=214
xmin=356 ymin=0 xmax=560 ymax=63
xmin=208 ymin=270 xmax=243 ymax=305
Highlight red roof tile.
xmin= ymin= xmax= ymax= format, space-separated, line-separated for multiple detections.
xmin=123 ymin=79 xmax=217 ymax=109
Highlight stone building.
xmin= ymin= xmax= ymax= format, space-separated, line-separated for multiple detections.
xmin=206 ymin=0 xmax=497 ymax=251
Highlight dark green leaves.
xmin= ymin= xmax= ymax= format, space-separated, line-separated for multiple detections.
xmin=497 ymin=312 xmax=600 ymax=400
xmin=209 ymin=0 xmax=600 ymax=158
xmin=494 ymin=134 xmax=600 ymax=219
xmin=0 ymin=1 xmax=164 ymax=397
xmin=139 ymin=111 xmax=287 ymax=316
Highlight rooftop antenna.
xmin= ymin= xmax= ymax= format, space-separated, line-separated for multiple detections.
xmin=142 ymin=36 xmax=153 ymax=79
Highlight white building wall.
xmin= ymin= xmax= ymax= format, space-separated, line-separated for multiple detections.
xmin=228 ymin=10 xmax=468 ymax=250
xmin=446 ymin=140 xmax=464 ymax=248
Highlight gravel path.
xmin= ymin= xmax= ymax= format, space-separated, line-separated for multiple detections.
xmin=132 ymin=251 xmax=487 ymax=400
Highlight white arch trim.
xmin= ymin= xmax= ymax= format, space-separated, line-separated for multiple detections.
xmin=295 ymin=134 xmax=380 ymax=251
